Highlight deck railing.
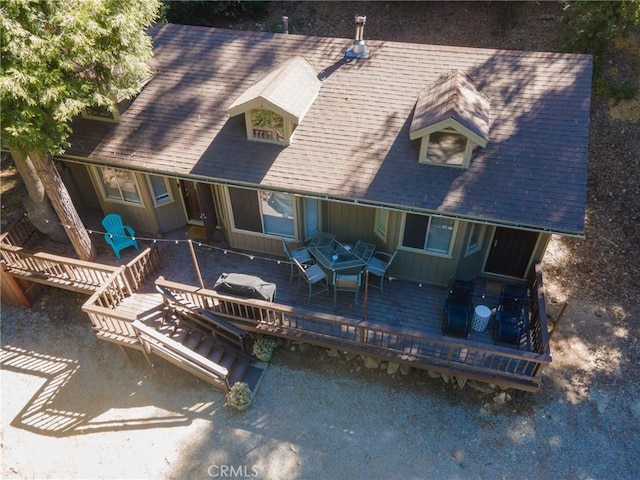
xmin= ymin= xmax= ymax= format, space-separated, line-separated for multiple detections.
xmin=0 ymin=243 xmax=120 ymax=293
xmin=155 ymin=274 xmax=551 ymax=392
xmin=0 ymin=214 xmax=37 ymax=247
xmin=81 ymin=247 xmax=162 ymax=363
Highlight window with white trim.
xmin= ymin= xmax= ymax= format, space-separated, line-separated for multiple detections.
xmin=465 ymin=223 xmax=486 ymax=255
xmin=249 ymin=109 xmax=287 ymax=144
xmin=374 ymin=208 xmax=389 ymax=241
xmin=95 ymin=167 xmax=142 ymax=204
xmin=425 ymin=130 xmax=468 ymax=166
xmin=148 ymin=175 xmax=173 ymax=206
xmin=402 ymin=213 xmax=456 ymax=255
xmin=228 ymin=187 xmax=295 ymax=238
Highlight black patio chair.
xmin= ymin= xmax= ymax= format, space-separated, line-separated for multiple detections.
xmin=494 ymin=284 xmax=528 ymax=347
xmin=442 ymin=279 xmax=475 ymax=339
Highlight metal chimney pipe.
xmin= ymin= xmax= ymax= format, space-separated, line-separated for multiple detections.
xmin=282 ymin=16 xmax=289 ymax=34
xmin=346 ymin=15 xmax=369 ymax=59
xmin=354 ymin=15 xmax=366 ymax=41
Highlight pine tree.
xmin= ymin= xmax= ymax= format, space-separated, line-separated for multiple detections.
xmin=1 ymin=0 xmax=159 ymax=260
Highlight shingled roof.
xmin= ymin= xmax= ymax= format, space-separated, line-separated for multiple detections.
xmin=410 ymin=70 xmax=491 ymax=147
xmin=227 ymin=55 xmax=321 ymax=124
xmin=65 ymin=23 xmax=592 ymax=236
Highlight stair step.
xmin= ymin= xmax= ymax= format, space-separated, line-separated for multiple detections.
xmin=227 ymin=356 xmax=251 ymax=387
xmin=209 ymin=345 xmax=226 ymax=365
xmin=169 ymin=327 xmax=189 ymax=344
xmin=219 ymin=349 xmax=239 ymax=370
xmin=196 ymin=337 xmax=217 ymax=357
xmin=182 ymin=330 xmax=203 ymax=350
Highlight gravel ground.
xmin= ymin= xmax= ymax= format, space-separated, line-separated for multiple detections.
xmin=1 ymin=286 xmax=639 ymax=480
xmin=2 ymin=3 xmax=640 ymax=479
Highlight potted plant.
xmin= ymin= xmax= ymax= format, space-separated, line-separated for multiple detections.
xmin=252 ymin=336 xmax=277 ymax=362
xmin=225 ymin=382 xmax=252 ymax=411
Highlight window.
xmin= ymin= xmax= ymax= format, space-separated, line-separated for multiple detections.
xmin=95 ymin=167 xmax=142 ymax=204
xmin=304 ymin=198 xmax=320 ymax=238
xmin=250 ymin=109 xmax=285 ymax=143
xmin=228 ymin=187 xmax=295 ymax=238
xmin=402 ymin=213 xmax=456 ymax=256
xmin=465 ymin=223 xmax=486 ymax=255
xmin=148 ymin=175 xmax=173 ymax=206
xmin=374 ymin=208 xmax=389 ymax=241
xmin=426 ymin=131 xmax=467 ymax=166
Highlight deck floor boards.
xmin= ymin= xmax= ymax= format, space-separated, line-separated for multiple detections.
xmin=18 ymin=216 xmax=533 ymax=354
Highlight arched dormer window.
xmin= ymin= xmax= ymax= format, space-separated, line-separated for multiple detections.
xmin=410 ymin=70 xmax=490 ymax=168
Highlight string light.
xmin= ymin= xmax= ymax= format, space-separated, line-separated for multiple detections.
xmin=19 ymin=213 xmax=315 ymax=267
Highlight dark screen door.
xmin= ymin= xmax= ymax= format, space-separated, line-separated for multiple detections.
xmin=180 ymin=180 xmax=203 ymax=224
xmin=485 ymin=227 xmax=539 ymax=278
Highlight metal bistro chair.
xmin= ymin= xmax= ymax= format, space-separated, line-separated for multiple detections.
xmin=282 ymin=239 xmax=313 ymax=282
xmin=333 ymin=270 xmax=362 ymax=310
xmin=293 ymin=258 xmax=329 ymax=304
xmin=352 ymin=240 xmax=375 ymax=264
xmin=365 ymin=250 xmax=397 ymax=295
xmin=102 ymin=213 xmax=140 ymax=260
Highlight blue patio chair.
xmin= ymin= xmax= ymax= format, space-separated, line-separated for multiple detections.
xmin=102 ymin=214 xmax=140 ymax=259
xmin=442 ymin=278 xmax=474 ymax=339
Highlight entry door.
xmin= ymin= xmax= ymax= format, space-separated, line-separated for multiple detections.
xmin=485 ymin=227 xmax=539 ymax=278
xmin=179 ymin=180 xmax=203 ymax=225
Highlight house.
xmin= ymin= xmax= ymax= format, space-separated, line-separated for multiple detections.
xmin=58 ymin=20 xmax=592 ymax=287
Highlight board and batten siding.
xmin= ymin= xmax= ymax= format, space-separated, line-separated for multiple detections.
xmin=154 ymin=179 xmax=188 ymax=233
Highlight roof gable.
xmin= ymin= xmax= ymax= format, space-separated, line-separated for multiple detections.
xmin=227 ymin=56 xmax=321 ymax=124
xmin=410 ymin=70 xmax=490 ymax=147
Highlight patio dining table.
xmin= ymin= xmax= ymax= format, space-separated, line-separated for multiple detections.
xmin=308 ymin=240 xmax=367 ymax=278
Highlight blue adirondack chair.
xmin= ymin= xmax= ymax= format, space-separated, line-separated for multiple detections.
xmin=102 ymin=214 xmax=140 ymax=259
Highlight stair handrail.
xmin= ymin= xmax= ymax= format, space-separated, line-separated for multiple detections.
xmin=132 ymin=319 xmax=230 ymax=388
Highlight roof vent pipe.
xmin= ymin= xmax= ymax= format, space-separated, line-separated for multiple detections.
xmin=346 ymin=15 xmax=369 ymax=59
xmin=282 ymin=16 xmax=289 ymax=34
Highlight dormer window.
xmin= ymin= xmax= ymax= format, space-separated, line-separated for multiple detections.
xmin=81 ymin=96 xmax=128 ymax=123
xmin=410 ymin=70 xmax=490 ymax=169
xmin=82 ymin=73 xmax=154 ymax=123
xmin=424 ymin=129 xmax=469 ymax=166
xmin=248 ymin=109 xmax=288 ymax=144
xmin=228 ymin=56 xmax=321 ymax=146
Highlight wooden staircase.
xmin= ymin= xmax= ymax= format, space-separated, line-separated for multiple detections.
xmin=134 ymin=285 xmax=266 ymax=394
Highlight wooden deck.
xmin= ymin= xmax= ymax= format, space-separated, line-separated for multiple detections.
xmin=2 ymin=217 xmax=552 ymax=392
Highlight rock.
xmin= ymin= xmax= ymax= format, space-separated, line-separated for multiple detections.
xmin=387 ymin=362 xmax=400 ymax=375
xmin=427 ymin=370 xmax=441 ymax=379
xmin=345 ymin=353 xmax=357 ymax=362
xmin=468 ymin=381 xmax=495 ymax=394
xmin=493 ymin=392 xmax=507 ymax=404
xmin=364 ymin=357 xmax=379 ymax=369
xmin=298 ymin=343 xmax=311 ymax=353
xmin=380 ymin=361 xmax=388 ymax=370
xmin=399 ymin=364 xmax=411 ymax=375
xmin=326 ymin=348 xmax=339 ymax=357
xmin=456 ymin=376 xmax=468 ymax=389
xmin=441 ymin=373 xmax=450 ymax=384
